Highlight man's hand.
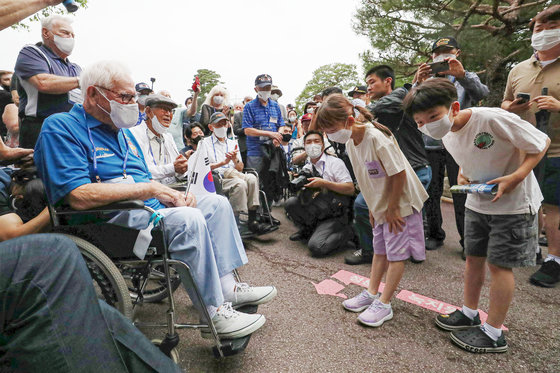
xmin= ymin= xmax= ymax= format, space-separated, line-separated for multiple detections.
xmin=185 ymin=192 xmax=197 ymax=208
xmin=414 ymin=63 xmax=432 ymax=84
xmin=503 ymin=98 xmax=531 ymax=114
xmin=441 ymin=58 xmax=465 ymax=79
xmin=0 ymin=144 xmax=33 ymax=165
xmin=385 ymin=206 xmax=405 ymax=234
xmin=457 ymin=171 xmax=470 ymax=185
xmin=304 ymin=177 xmax=326 ymax=189
xmin=369 ymin=211 xmax=375 ymax=227
xmin=269 ymin=131 xmax=283 ymax=143
xmin=487 ymin=173 xmax=523 ymax=203
xmin=151 ymin=182 xmax=188 ymax=207
xmin=173 ymin=154 xmax=188 ymax=174
xmin=184 ymin=149 xmax=194 ymax=159
xmin=533 ymin=95 xmax=560 ymax=112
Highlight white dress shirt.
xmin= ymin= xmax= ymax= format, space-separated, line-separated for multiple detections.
xmin=302 ymin=153 xmax=352 ymax=183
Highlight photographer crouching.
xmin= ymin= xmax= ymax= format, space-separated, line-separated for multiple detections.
xmin=285 ymin=130 xmax=355 ymax=257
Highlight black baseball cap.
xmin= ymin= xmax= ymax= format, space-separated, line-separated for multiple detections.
xmin=348 ymin=85 xmax=367 ymax=97
xmin=135 ymin=82 xmax=152 ymax=93
xmin=209 ymin=112 xmax=228 ymax=124
xmin=255 ymin=74 xmax=273 ymax=87
xmin=431 ymin=37 xmax=460 ymax=52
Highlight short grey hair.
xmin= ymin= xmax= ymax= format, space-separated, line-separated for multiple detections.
xmin=79 ymin=60 xmax=133 ymax=99
xmin=41 ymin=15 xmax=73 ymax=30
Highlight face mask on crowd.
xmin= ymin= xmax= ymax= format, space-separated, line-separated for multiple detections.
xmin=531 ymin=29 xmax=560 ymax=51
xmin=191 ymin=135 xmax=203 ymax=145
xmin=53 ymin=34 xmax=75 ymax=55
xmin=281 ymin=133 xmax=292 ymax=142
xmin=213 ymin=95 xmax=224 ymax=105
xmin=288 ymin=115 xmax=297 ymax=123
xmin=305 ymin=143 xmax=323 ymax=159
xmin=96 ymin=87 xmax=139 ymax=129
xmin=307 ymin=108 xmax=314 ymax=114
xmin=137 ymin=94 xmax=148 ymax=106
xmin=418 ymin=105 xmax=454 ymax=140
xmin=270 ymin=93 xmax=280 ymax=101
xmin=150 ymin=113 xmax=168 ymax=134
xmin=257 ymin=90 xmax=271 ymax=101
xmin=186 ymin=104 xmax=192 ymax=111
xmin=326 ymin=121 xmax=352 ymax=144
xmin=433 ymin=53 xmax=455 ymax=63
xmin=213 ymin=126 xmax=227 ymax=139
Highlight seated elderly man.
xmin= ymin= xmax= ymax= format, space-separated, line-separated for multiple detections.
xmin=128 ymin=94 xmax=188 ymax=185
xmin=34 ymin=60 xmax=277 ymax=340
xmin=285 ymin=130 xmax=355 ymax=257
xmin=203 ymin=112 xmax=270 ymax=235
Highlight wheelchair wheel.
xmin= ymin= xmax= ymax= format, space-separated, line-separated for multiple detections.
xmin=151 ymin=339 xmax=179 ymax=364
xmin=64 ymin=234 xmax=133 ymax=320
xmin=119 ymin=263 xmax=181 ymax=303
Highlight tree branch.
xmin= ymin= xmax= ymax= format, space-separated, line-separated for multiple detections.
xmin=500 ymin=0 xmax=549 ymax=16
xmin=454 ymin=0 xmax=483 ymax=36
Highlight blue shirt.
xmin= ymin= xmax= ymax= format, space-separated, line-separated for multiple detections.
xmin=14 ymin=43 xmax=81 ymax=118
xmin=34 ymin=104 xmax=163 ymax=210
xmin=242 ymin=97 xmax=285 ymax=156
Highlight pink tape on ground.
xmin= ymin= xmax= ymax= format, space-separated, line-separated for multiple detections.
xmin=331 ymin=270 xmax=385 ymax=293
xmin=312 ymin=279 xmax=347 ymax=299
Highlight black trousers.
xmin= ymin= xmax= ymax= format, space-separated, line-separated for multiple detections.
xmin=425 ymin=148 xmax=466 ymax=247
xmin=285 ymin=196 xmax=353 ymax=257
xmin=19 ymin=116 xmax=45 ymax=149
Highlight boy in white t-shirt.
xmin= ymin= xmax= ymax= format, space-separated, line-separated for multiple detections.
xmin=403 ymin=78 xmax=550 ymax=353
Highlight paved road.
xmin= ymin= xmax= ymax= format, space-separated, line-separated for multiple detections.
xmin=136 ymin=202 xmax=560 ymax=372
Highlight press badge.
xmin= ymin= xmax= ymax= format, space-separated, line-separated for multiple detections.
xmin=103 ymin=176 xmax=136 ymax=184
xmin=270 ymin=117 xmax=278 ymax=124
xmin=365 ymin=160 xmax=386 ymax=179
xmin=68 ymin=88 xmax=83 ymax=104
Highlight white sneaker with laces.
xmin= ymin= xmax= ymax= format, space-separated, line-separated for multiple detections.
xmin=201 ymin=302 xmax=265 ymax=339
xmin=228 ymin=283 xmax=277 ymax=308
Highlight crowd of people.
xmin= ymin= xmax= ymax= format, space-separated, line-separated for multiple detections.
xmin=0 ymin=2 xmax=559 ymax=371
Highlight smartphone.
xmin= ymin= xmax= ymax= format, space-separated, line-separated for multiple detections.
xmin=516 ymin=93 xmax=530 ymax=104
xmin=428 ymin=61 xmax=450 ymax=75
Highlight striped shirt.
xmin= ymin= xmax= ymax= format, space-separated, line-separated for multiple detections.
xmin=242 ymin=97 xmax=285 ymax=156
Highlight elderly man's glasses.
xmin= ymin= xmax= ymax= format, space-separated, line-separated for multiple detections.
xmin=96 ymin=86 xmax=137 ymax=104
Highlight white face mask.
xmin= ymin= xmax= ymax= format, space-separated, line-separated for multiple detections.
xmin=307 ymin=108 xmax=314 ymax=114
xmin=305 ymin=144 xmax=323 ymax=159
xmin=433 ymin=53 xmax=455 ymax=63
xmin=531 ymin=29 xmax=560 ymax=51
xmin=96 ymin=87 xmax=139 ymax=129
xmin=270 ymin=93 xmax=280 ymax=101
xmin=150 ymin=114 xmax=168 ymax=134
xmin=213 ymin=126 xmax=227 ymax=139
xmin=257 ymin=90 xmax=271 ymax=101
xmin=326 ymin=122 xmax=352 ymax=144
xmin=53 ymin=34 xmax=75 ymax=55
xmin=288 ymin=116 xmax=297 ymax=123
xmin=186 ymin=104 xmax=192 ymax=111
xmin=418 ymin=105 xmax=454 ymax=140
xmin=137 ymin=94 xmax=148 ymax=106
xmin=213 ymin=96 xmax=224 ymax=105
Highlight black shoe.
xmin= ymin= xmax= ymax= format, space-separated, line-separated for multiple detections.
xmin=409 ymin=257 xmax=424 ymax=264
xmin=289 ymin=231 xmax=307 ymax=241
xmin=530 ymin=260 xmax=560 ymax=288
xmin=248 ymin=220 xmax=274 ymax=235
xmin=425 ymin=237 xmax=444 ymax=251
xmin=260 ymin=214 xmax=281 ymax=226
xmin=450 ymin=326 xmax=508 ymax=353
xmin=344 ymin=249 xmax=373 ymax=265
xmin=539 ymin=235 xmax=548 ymax=247
xmin=536 ymin=249 xmax=544 ymax=265
xmin=435 ymin=310 xmax=481 ymax=331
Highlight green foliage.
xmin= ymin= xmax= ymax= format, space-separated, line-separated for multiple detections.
xmin=295 ymin=63 xmax=360 ymax=113
xmin=12 ymin=0 xmax=88 ymax=30
xmin=353 ymin=0 xmax=554 ymax=106
xmin=190 ymin=68 xmax=224 ymax=108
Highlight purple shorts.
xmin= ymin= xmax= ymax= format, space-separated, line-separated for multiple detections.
xmin=372 ymin=210 xmax=425 ymax=262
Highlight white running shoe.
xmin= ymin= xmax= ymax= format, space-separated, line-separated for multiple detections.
xmin=228 ymin=283 xmax=277 ymax=308
xmin=201 ymin=302 xmax=265 ymax=339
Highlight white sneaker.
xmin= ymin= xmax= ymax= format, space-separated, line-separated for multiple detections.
xmin=201 ymin=302 xmax=266 ymax=339
xmin=228 ymin=283 xmax=278 ymax=308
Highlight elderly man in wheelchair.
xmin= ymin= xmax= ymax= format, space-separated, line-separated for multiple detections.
xmin=33 ymin=61 xmax=277 ymax=345
xmin=201 ymin=112 xmax=274 ymax=236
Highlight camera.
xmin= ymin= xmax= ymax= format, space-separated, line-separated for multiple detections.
xmin=289 ymin=169 xmax=319 ymax=193
xmin=62 ymin=0 xmax=78 ymax=12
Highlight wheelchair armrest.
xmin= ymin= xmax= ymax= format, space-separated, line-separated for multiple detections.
xmin=55 ymin=199 xmax=146 ymax=215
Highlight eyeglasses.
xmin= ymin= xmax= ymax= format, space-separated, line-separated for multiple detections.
xmin=96 ymin=86 xmax=137 ymax=104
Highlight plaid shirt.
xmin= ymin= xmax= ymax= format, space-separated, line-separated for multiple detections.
xmin=242 ymin=97 xmax=285 ymax=156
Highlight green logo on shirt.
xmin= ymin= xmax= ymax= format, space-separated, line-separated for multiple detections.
xmin=474 ymin=132 xmax=494 ymax=149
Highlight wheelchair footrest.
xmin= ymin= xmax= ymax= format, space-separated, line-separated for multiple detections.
xmin=213 ymin=334 xmax=252 ymax=358
xmin=236 ymin=304 xmax=258 ymax=314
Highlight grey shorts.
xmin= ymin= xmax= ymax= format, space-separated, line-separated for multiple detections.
xmin=464 ymin=208 xmax=538 ymax=268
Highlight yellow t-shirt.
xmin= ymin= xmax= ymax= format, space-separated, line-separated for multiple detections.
xmin=346 ymin=123 xmax=428 ymax=225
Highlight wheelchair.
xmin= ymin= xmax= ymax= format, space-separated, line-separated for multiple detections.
xmin=49 ymin=200 xmax=258 ymax=360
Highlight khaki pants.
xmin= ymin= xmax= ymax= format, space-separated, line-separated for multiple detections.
xmin=221 ymin=168 xmax=260 ymax=214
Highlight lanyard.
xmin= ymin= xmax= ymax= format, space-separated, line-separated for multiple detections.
xmin=212 ymin=136 xmax=228 ymax=166
xmin=147 ymin=130 xmax=167 ymax=166
xmin=86 ymin=125 xmax=129 ymax=182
